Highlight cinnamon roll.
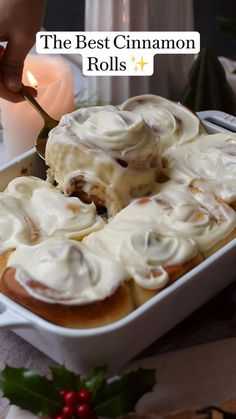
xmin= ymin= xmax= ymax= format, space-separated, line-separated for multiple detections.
xmin=120 ymin=228 xmax=201 ymax=306
xmin=46 ymin=106 xmax=161 ymax=215
xmin=164 ymin=132 xmax=236 ymax=207
xmin=2 ymin=239 xmax=133 ymax=328
xmin=84 ymin=223 xmax=201 ymax=306
xmin=0 ymin=176 xmax=104 ymax=256
xmin=106 ymin=181 xmax=236 ymax=257
xmin=121 ymin=94 xmax=202 ymax=153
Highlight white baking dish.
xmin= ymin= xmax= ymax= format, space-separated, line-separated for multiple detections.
xmin=0 ymin=111 xmax=235 ymax=374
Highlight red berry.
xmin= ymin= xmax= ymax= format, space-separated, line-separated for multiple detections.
xmin=61 ymin=405 xmax=75 ymax=418
xmin=50 ymin=413 xmax=62 ymax=419
xmin=54 ymin=415 xmax=65 ymax=419
xmin=78 ymin=389 xmax=91 ymax=403
xmin=77 ymin=402 xmax=90 ymax=418
xmin=64 ymin=390 xmax=80 ymax=406
xmin=60 ymin=389 xmax=67 ymax=397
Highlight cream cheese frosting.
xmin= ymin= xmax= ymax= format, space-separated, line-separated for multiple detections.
xmin=0 ymin=194 xmax=35 ymax=253
xmin=46 ymin=106 xmax=161 ymax=215
xmin=165 ymin=133 xmax=236 ymax=203
xmin=119 ymin=228 xmax=197 ymax=289
xmin=84 ymin=222 xmax=198 ymax=290
xmin=121 ymin=94 xmax=202 ymax=152
xmin=107 ymin=181 xmax=236 ymax=252
xmin=0 ymin=176 xmax=104 ymax=254
xmin=7 ymin=239 xmax=126 ymax=305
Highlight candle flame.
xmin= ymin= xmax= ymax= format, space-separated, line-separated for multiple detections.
xmin=27 ymin=71 xmax=38 ymax=88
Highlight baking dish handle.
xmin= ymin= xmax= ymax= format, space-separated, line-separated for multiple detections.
xmin=198 ymin=110 xmax=236 ymax=132
xmin=0 ymin=308 xmax=30 ymax=329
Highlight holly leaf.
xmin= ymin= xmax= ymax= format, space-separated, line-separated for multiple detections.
xmin=50 ymin=365 xmax=82 ymax=391
xmin=85 ymin=365 xmax=108 ymax=398
xmin=0 ymin=366 xmax=62 ymax=415
xmin=93 ymin=367 xmax=156 ymax=418
xmin=217 ymin=17 xmax=236 ymax=41
xmin=0 ymin=365 xmax=157 ymax=417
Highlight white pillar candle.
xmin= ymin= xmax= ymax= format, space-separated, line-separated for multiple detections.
xmin=0 ymin=54 xmax=75 ymax=161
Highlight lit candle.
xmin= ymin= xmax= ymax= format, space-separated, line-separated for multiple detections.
xmin=0 ymin=54 xmax=75 ymax=161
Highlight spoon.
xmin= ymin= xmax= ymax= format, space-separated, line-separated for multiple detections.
xmin=21 ymin=84 xmax=59 ymax=160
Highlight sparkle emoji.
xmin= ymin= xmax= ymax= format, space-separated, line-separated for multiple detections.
xmin=136 ymin=56 xmax=149 ymax=71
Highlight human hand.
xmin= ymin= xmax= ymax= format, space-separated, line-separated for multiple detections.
xmin=0 ymin=0 xmax=46 ymax=102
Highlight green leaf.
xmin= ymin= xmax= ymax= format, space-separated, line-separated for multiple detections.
xmin=0 ymin=365 xmax=157 ymax=417
xmin=85 ymin=365 xmax=108 ymax=398
xmin=217 ymin=17 xmax=236 ymax=41
xmin=0 ymin=366 xmax=62 ymax=415
xmin=50 ymin=365 xmax=82 ymax=392
xmin=93 ymin=368 xmax=156 ymax=418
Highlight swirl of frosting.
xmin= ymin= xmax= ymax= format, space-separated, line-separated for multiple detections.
xmin=84 ymin=221 xmax=197 ymax=290
xmin=165 ymin=133 xmax=236 ymax=203
xmin=109 ymin=181 xmax=236 ymax=252
xmin=0 ymin=194 xmax=34 ymax=253
xmin=152 ymin=183 xmax=236 ymax=251
xmin=48 ymin=106 xmax=159 ymax=166
xmin=121 ymin=94 xmax=202 ymax=152
xmin=7 ymin=239 xmax=126 ymax=305
xmin=6 ymin=176 xmax=50 ymax=197
xmin=0 ymin=176 xmax=104 ymax=254
xmin=84 ymin=225 xmax=197 ymax=290
xmin=119 ymin=228 xmax=197 ymax=290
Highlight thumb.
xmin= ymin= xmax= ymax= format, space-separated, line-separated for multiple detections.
xmin=1 ymin=39 xmax=32 ymax=92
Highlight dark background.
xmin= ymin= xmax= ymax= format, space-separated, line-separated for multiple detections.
xmin=194 ymin=0 xmax=236 ymax=59
xmin=44 ymin=0 xmax=236 ymax=59
xmin=44 ymin=0 xmax=85 ymax=31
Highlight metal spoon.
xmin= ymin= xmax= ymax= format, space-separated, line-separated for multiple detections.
xmin=21 ymin=84 xmax=59 ymax=160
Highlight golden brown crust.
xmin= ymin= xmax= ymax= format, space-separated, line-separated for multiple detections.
xmin=203 ymin=228 xmax=236 ymax=258
xmin=230 ymin=201 xmax=236 ymax=211
xmin=131 ymin=253 xmax=203 ymax=307
xmin=0 ymin=251 xmax=14 ymax=290
xmin=1 ymin=268 xmax=134 ymax=329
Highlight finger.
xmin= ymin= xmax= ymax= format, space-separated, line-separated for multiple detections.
xmin=1 ymin=37 xmax=34 ymax=92
xmin=0 ymin=45 xmax=22 ymax=102
xmin=0 ymin=83 xmax=24 ymax=103
xmin=0 ymin=84 xmax=37 ymax=103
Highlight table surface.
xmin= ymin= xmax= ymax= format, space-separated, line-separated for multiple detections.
xmin=1 ymin=280 xmax=236 ymax=419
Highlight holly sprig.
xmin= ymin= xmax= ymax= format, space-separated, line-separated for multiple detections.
xmin=0 ymin=365 xmax=156 ymax=419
